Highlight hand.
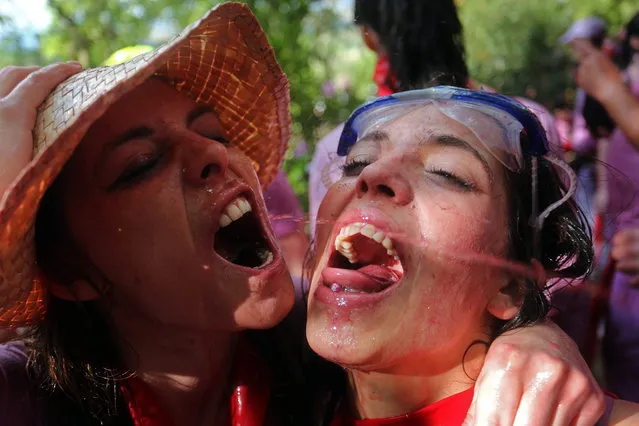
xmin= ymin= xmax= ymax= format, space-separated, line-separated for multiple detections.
xmin=0 ymin=62 xmax=82 ymax=195
xmin=612 ymin=228 xmax=639 ymax=286
xmin=464 ymin=320 xmax=605 ymax=426
xmin=571 ymin=39 xmax=625 ymax=104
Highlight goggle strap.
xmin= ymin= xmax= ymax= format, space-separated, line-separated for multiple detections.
xmin=531 ymin=156 xmax=541 ymax=260
xmin=531 ymin=154 xmax=578 ymax=260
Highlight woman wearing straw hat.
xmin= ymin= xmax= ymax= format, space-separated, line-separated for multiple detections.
xmin=0 ymin=3 xmax=606 ymax=426
xmin=0 ymin=4 xmax=304 ymax=425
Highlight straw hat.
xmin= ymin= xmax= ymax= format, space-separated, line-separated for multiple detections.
xmin=0 ymin=2 xmax=290 ymax=327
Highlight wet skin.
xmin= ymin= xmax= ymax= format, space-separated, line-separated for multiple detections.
xmin=306 ymin=105 xmax=522 ymax=414
xmin=51 ymin=78 xmax=294 ymax=332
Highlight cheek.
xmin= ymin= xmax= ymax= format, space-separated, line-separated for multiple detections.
xmin=417 ymin=194 xmax=508 ymax=258
xmin=64 ymin=185 xmax=189 ymax=283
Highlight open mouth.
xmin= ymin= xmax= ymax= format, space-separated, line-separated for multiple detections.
xmin=213 ymin=195 xmax=274 ymax=269
xmin=324 ymin=222 xmax=404 ymax=294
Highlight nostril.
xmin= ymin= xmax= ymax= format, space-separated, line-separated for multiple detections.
xmin=200 ymin=164 xmax=220 ymax=179
xmin=377 ymin=184 xmax=395 ymax=197
xmin=359 ymin=181 xmax=369 ymax=193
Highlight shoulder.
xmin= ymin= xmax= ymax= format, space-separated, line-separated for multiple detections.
xmin=0 ymin=342 xmax=42 ymax=426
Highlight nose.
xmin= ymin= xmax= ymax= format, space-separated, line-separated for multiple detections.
xmin=179 ymin=131 xmax=229 ymax=187
xmin=356 ymin=163 xmax=413 ymax=206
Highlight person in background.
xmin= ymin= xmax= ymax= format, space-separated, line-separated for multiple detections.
xmin=570 ymin=12 xmax=639 ymax=401
xmin=559 ymin=17 xmax=617 ymax=228
xmin=553 ymin=96 xmax=575 ymax=153
xmin=573 ymin=14 xmax=639 ymax=148
xmin=308 ymin=1 xmax=605 ymax=424
xmin=263 ymin=171 xmax=309 ymax=278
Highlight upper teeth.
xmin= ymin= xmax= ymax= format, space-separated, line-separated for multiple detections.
xmin=334 ymin=222 xmax=398 ymax=264
xmin=219 ymin=197 xmax=252 ymax=227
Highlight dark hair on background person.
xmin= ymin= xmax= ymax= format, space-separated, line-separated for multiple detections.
xmin=353 ymin=0 xmax=469 ymax=89
xmin=619 ymin=12 xmax=639 ymax=70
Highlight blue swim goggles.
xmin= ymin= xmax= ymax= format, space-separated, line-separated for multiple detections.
xmin=337 ymin=86 xmax=550 ymax=173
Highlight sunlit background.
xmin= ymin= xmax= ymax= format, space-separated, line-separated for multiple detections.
xmin=0 ymin=0 xmax=636 ymax=208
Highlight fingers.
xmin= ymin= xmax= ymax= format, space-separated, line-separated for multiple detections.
xmin=612 ymin=230 xmax=639 ymax=281
xmin=465 ymin=343 xmax=525 ymax=426
xmin=2 ymin=62 xmax=82 ymax=110
xmin=0 ymin=66 xmax=42 ymax=98
xmin=512 ymin=353 xmax=567 ymax=426
xmin=549 ymin=368 xmax=602 ymax=426
xmin=572 ymin=390 xmax=606 ymax=426
xmin=570 ymin=39 xmax=598 ymax=61
xmin=612 ymin=229 xmax=639 ymax=259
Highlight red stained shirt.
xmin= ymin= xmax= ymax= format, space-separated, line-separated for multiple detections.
xmin=121 ymin=338 xmax=270 ymax=426
xmin=330 ymin=388 xmax=474 ymax=426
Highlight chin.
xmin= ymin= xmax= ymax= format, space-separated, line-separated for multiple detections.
xmin=306 ymin=318 xmax=378 ymax=368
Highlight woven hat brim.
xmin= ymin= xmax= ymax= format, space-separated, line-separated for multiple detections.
xmin=0 ymin=2 xmax=290 ymax=327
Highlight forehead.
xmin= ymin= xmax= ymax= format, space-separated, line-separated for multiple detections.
xmin=359 ymin=104 xmax=491 ymax=153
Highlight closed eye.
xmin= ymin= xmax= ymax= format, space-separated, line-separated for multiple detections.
xmin=429 ymin=168 xmax=475 ymax=190
xmin=342 ymin=159 xmax=372 ymax=177
xmin=112 ymin=155 xmax=160 ymax=189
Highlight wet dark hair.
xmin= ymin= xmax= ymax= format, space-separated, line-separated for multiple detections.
xmin=620 ymin=13 xmax=639 ymax=70
xmin=26 ymin=181 xmax=308 ymax=425
xmin=495 ymin=133 xmax=593 ymax=336
xmin=302 ymin=132 xmax=593 ymax=425
xmin=353 ymin=0 xmax=469 ymax=89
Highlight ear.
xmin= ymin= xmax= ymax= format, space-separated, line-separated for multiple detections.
xmin=486 ymin=281 xmax=522 ymax=321
xmin=50 ymin=279 xmax=101 ymax=301
xmin=359 ymin=25 xmax=382 ymax=53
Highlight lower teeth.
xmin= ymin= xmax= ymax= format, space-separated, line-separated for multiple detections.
xmin=259 ymin=249 xmax=274 ymax=267
xmin=329 ymin=283 xmax=368 ymax=294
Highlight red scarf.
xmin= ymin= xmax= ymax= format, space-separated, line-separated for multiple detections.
xmin=330 ymin=387 xmax=474 ymax=426
xmin=374 ymin=54 xmax=399 ymax=97
xmin=121 ymin=339 xmax=271 ymax=426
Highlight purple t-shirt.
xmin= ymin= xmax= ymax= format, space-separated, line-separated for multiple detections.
xmin=263 ymin=171 xmax=304 ymax=239
xmin=600 ymin=75 xmax=639 ymax=401
xmin=0 ymin=342 xmax=42 ymax=425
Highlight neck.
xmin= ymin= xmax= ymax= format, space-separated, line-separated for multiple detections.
xmin=112 ymin=309 xmax=237 ymax=426
xmin=346 ymin=343 xmax=486 ymax=420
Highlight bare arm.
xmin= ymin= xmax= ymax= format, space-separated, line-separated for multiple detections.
xmin=573 ymin=40 xmax=639 ymax=148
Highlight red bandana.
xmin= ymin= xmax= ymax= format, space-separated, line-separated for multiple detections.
xmin=330 ymin=387 xmax=474 ymax=426
xmin=121 ymin=338 xmax=271 ymax=426
xmin=374 ymin=54 xmax=398 ymax=97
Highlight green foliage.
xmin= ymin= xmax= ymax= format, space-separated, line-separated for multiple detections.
xmin=460 ymin=0 xmax=637 ymax=106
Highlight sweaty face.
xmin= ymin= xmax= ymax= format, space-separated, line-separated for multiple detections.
xmin=53 ymin=78 xmax=294 ymax=331
xmin=306 ymin=105 xmax=516 ymax=372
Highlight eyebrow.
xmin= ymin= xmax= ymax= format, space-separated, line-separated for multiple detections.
xmin=358 ymin=130 xmax=389 ymax=145
xmin=105 ymin=105 xmax=215 ymax=151
xmin=187 ymin=105 xmax=214 ymax=126
xmin=107 ymin=126 xmax=154 ymax=150
xmin=431 ymin=134 xmax=494 ymax=180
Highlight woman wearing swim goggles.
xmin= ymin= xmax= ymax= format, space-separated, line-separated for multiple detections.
xmin=306 ymin=87 xmax=639 ymax=425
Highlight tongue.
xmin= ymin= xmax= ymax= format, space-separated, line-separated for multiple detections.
xmin=322 ymin=265 xmax=400 ymax=293
xmin=357 ymin=264 xmax=400 ymax=283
